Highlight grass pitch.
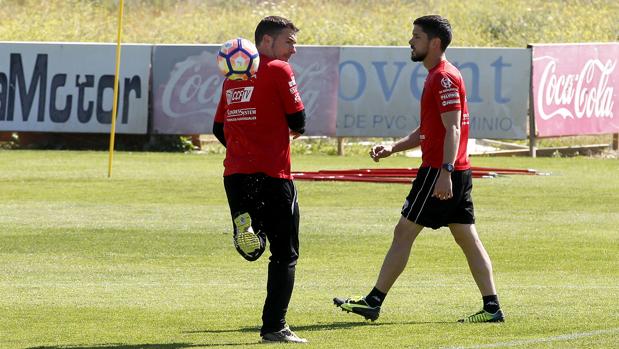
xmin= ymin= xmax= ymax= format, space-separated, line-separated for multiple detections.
xmin=1 ymin=150 xmax=618 ymax=348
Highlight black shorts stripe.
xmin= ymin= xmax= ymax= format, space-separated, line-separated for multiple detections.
xmin=403 ymin=167 xmax=432 ymax=219
xmin=412 ymin=168 xmax=441 ymax=223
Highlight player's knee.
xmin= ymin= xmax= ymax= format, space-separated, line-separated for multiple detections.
xmin=450 ymin=224 xmax=479 ymax=246
xmin=271 ymin=252 xmax=298 ymax=268
xmin=393 ymin=218 xmax=421 ymax=242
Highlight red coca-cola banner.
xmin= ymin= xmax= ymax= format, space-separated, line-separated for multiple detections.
xmin=531 ymin=43 xmax=619 ymax=137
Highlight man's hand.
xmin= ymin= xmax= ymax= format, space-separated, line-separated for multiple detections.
xmin=432 ymin=170 xmax=453 ymax=200
xmin=369 ymin=145 xmax=393 ymax=162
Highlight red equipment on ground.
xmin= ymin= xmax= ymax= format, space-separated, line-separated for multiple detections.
xmin=292 ymin=167 xmax=545 ymax=184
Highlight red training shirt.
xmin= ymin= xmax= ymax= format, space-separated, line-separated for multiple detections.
xmin=419 ymin=59 xmax=471 ymax=170
xmin=214 ymin=54 xmax=304 ymax=179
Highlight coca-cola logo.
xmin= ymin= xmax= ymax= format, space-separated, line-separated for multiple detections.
xmin=159 ymin=51 xmax=331 ymax=120
xmin=159 ymin=50 xmax=223 ymax=118
xmin=154 ymin=47 xmax=338 ymax=136
xmin=536 ymin=56 xmax=615 ymax=120
xmin=290 ymin=61 xmax=325 ymax=118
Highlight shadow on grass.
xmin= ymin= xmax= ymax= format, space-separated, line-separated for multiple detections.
xmin=27 ymin=321 xmax=454 ymax=348
xmin=185 ymin=319 xmax=453 ymax=334
xmin=28 ymin=343 xmax=260 ymax=349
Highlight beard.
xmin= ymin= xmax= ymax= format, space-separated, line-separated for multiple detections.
xmin=411 ymin=49 xmax=426 ymax=62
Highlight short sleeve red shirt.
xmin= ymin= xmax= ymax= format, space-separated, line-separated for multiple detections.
xmin=419 ymin=60 xmax=471 ymax=170
xmin=214 ymin=54 xmax=304 ymax=179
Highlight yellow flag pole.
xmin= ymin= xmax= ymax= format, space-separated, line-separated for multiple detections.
xmin=107 ymin=0 xmax=125 ymax=178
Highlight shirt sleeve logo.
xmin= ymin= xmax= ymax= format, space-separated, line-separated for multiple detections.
xmin=288 ymin=76 xmax=296 ymax=87
xmin=442 ymin=99 xmax=460 ymax=106
xmin=438 ymin=75 xmax=460 ymax=107
xmin=440 ymin=77 xmax=453 ymax=89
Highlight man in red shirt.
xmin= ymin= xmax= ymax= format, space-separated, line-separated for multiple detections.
xmin=334 ymin=15 xmax=504 ymax=324
xmin=213 ymin=16 xmax=307 ymax=343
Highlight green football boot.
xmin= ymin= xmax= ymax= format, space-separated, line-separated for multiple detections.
xmin=232 ymin=212 xmax=265 ymax=261
xmin=333 ymin=296 xmax=380 ymax=321
xmin=458 ymin=309 xmax=505 ymax=323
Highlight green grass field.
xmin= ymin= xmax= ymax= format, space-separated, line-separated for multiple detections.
xmin=1 ymin=150 xmax=618 ymax=348
xmin=1 ymin=0 xmax=617 ymax=46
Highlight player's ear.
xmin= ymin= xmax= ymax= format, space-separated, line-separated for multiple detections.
xmin=261 ymin=34 xmax=273 ymax=46
xmin=428 ymin=37 xmax=436 ymax=49
xmin=431 ymin=37 xmax=442 ymax=51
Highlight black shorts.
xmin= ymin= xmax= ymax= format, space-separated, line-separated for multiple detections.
xmin=401 ymin=167 xmax=475 ymax=229
xmin=223 ymin=173 xmax=300 ymax=265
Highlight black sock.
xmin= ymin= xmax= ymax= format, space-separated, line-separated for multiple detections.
xmin=482 ymin=295 xmax=500 ymax=313
xmin=365 ymin=287 xmax=386 ymax=307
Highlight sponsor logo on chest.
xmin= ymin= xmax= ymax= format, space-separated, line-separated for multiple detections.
xmin=226 ymin=86 xmax=254 ymax=104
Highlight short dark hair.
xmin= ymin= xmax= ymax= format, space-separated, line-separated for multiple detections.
xmin=413 ymin=15 xmax=452 ymax=51
xmin=254 ymin=16 xmax=299 ymax=46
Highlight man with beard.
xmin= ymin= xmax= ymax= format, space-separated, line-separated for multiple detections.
xmin=333 ymin=15 xmax=504 ymax=324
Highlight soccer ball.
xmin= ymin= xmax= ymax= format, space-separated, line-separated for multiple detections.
xmin=217 ymin=37 xmax=260 ymax=80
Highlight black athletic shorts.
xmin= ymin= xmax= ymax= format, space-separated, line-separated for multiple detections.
xmin=223 ymin=173 xmax=300 ymax=265
xmin=401 ymin=167 xmax=475 ymax=229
